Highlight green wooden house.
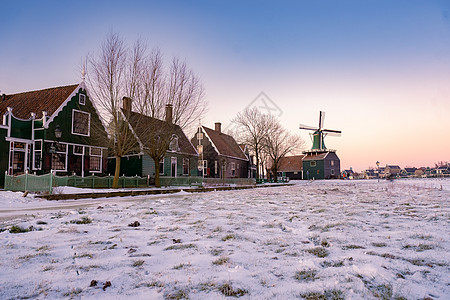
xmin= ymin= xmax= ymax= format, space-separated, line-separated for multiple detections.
xmin=107 ymin=99 xmax=198 ymax=179
xmin=0 ymin=82 xmax=108 ymax=187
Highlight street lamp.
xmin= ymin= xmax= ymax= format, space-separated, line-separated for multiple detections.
xmin=376 ymin=161 xmax=380 ymax=181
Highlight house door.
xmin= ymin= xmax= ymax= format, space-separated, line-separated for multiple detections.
xmin=171 ymin=157 xmax=177 ymax=177
xmin=13 ymin=152 xmax=25 ymax=174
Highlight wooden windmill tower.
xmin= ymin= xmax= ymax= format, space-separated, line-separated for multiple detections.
xmin=299 ymin=111 xmax=342 ymax=179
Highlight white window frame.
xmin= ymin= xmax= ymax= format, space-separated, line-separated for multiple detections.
xmin=33 ymin=140 xmax=43 ymax=170
xmin=169 ymin=135 xmax=179 ymax=152
xmin=197 ymin=145 xmax=203 ymax=155
xmin=89 ymin=147 xmax=102 ymax=173
xmin=159 ymin=158 xmax=164 ymax=175
xmin=214 ymin=160 xmax=218 ymax=175
xmin=330 ymin=160 xmax=335 ymax=167
xmin=310 ymin=161 xmax=316 ymax=167
xmin=71 ymin=109 xmax=91 ymax=137
xmin=331 ymin=169 xmax=335 ymax=176
xmin=231 ymin=162 xmax=236 ymax=177
xmin=73 ymin=145 xmax=84 ymax=155
xmin=79 ymin=94 xmax=86 ymax=105
xmin=52 ymin=142 xmax=68 ymax=171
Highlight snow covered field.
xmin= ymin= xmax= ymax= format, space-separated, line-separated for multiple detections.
xmin=0 ymin=178 xmax=448 ymax=299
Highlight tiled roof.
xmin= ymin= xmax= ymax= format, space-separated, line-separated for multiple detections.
xmin=278 ymin=155 xmax=305 ymax=172
xmin=127 ymin=111 xmax=197 ymax=156
xmin=202 ymin=126 xmax=248 ymax=161
xmin=0 ymin=84 xmax=79 ymax=119
xmin=302 ymin=152 xmax=328 ymax=161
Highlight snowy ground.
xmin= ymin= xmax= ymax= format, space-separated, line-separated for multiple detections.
xmin=0 ymin=178 xmax=448 ymax=299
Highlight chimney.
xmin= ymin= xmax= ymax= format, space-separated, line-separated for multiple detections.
xmin=165 ymin=104 xmax=173 ymax=124
xmin=215 ymin=122 xmax=221 ymax=133
xmin=123 ymin=97 xmax=132 ymax=112
xmin=1 ymin=94 xmax=5 ymax=101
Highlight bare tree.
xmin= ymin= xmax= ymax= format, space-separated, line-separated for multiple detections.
xmin=264 ymin=119 xmax=304 ymax=183
xmin=88 ymin=33 xmax=207 ymax=188
xmin=233 ymin=107 xmax=275 ymax=179
xmin=167 ymin=57 xmax=206 ymax=130
xmin=87 ymin=33 xmax=143 ymax=188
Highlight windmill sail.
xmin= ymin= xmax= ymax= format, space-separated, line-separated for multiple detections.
xmin=299 ymin=111 xmax=341 ymax=151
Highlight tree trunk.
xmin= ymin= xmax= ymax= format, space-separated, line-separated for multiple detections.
xmin=154 ymin=158 xmax=161 ymax=188
xmin=112 ymin=156 xmax=121 ymax=188
xmin=255 ymin=148 xmax=260 ymax=179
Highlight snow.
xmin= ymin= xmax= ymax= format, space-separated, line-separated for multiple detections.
xmin=0 ymin=178 xmax=449 ymax=299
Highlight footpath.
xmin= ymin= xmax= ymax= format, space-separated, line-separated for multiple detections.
xmin=37 ymin=183 xmax=294 ymax=201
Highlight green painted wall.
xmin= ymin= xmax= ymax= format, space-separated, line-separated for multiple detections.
xmin=10 ymin=118 xmax=32 ymax=139
xmin=0 ymin=128 xmax=8 ymax=187
xmin=303 ymin=159 xmax=325 ymax=180
xmin=143 ymin=153 xmax=198 ymax=177
xmin=108 ymin=155 xmax=143 ymax=177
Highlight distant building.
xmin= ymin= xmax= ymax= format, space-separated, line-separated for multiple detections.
xmin=277 ymin=155 xmax=305 ymax=180
xmin=191 ymin=123 xmax=250 ymax=178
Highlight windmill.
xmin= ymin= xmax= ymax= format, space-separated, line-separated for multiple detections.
xmin=299 ymin=111 xmax=341 ymax=151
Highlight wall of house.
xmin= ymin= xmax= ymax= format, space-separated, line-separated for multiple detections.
xmin=143 ymin=153 xmax=198 ymax=177
xmin=303 ymin=159 xmax=325 ymax=180
xmin=0 ymin=128 xmax=8 ymax=187
xmin=108 ymin=155 xmax=143 ymax=177
xmin=323 ymin=152 xmax=340 ymax=179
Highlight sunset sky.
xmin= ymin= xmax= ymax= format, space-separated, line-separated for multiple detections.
xmin=1 ymin=0 xmax=449 ymax=171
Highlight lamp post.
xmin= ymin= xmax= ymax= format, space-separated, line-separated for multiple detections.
xmin=376 ymin=161 xmax=380 ymax=182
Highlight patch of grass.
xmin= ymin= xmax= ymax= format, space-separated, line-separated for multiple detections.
xmin=306 ymin=247 xmax=329 ymax=258
xmin=300 ymin=290 xmax=344 ymax=300
xmin=213 ymin=226 xmax=223 ymax=232
xmin=213 ymin=256 xmax=230 ymax=265
xmin=164 ymin=243 xmax=197 ymax=251
xmin=217 ymin=282 xmax=248 ymax=297
xmin=295 ymin=269 xmax=318 ymax=281
xmin=63 ymin=288 xmax=82 ymax=297
xmin=74 ymin=253 xmax=93 ymax=259
xmin=173 ymin=262 xmax=190 ymax=269
xmin=222 ymin=234 xmax=236 ymax=241
xmin=402 ymin=243 xmax=434 ymax=252
xmin=321 ymin=260 xmax=344 ymax=268
xmin=197 ymin=281 xmax=216 ymax=292
xmin=321 ymin=240 xmax=330 ymax=248
xmin=358 ymin=275 xmax=393 ymax=300
xmin=36 ymin=245 xmax=50 ymax=252
xmin=70 ymin=217 xmax=92 ymax=225
xmin=410 ymin=234 xmax=432 ymax=240
xmin=210 ymin=247 xmax=224 ymax=256
xmin=164 ymin=287 xmax=189 ymax=299
xmin=371 ymin=242 xmax=387 ymax=247
xmin=42 ymin=265 xmax=54 ymax=272
xmin=9 ymin=225 xmax=32 ymax=233
xmin=341 ymin=244 xmax=365 ymax=250
xmin=132 ymin=260 xmax=145 ymax=267
xmin=139 ymin=281 xmax=164 ymax=288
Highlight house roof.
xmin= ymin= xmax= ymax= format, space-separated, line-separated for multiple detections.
xmin=127 ymin=110 xmax=198 ymax=156
xmin=0 ymin=84 xmax=79 ymax=119
xmin=202 ymin=126 xmax=248 ymax=161
xmin=386 ymin=165 xmax=401 ymax=169
xmin=278 ymin=155 xmax=305 ymax=172
xmin=302 ymin=152 xmax=329 ymax=161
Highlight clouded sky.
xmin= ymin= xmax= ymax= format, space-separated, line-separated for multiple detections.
xmin=1 ymin=0 xmax=449 ymax=171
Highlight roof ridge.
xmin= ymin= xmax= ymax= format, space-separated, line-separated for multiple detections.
xmin=6 ymin=84 xmax=79 ymax=96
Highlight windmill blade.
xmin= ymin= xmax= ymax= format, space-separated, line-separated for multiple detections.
xmin=324 ymin=131 xmax=341 ymax=137
xmin=319 ymin=111 xmax=325 ymax=129
xmin=299 ymin=124 xmax=318 ymax=131
xmin=323 ymin=128 xmax=341 ymax=134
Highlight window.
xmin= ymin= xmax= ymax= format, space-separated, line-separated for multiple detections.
xmin=72 ymin=110 xmax=90 ymax=136
xmin=317 ymin=170 xmax=320 ymax=175
xmin=310 ymin=161 xmax=316 ymax=167
xmin=33 ymin=140 xmax=42 ymax=170
xmin=198 ymin=132 xmax=203 ymax=140
xmin=73 ymin=145 xmax=83 ymax=155
xmin=231 ymin=162 xmax=236 ymax=177
xmin=214 ymin=160 xmax=218 ymax=175
xmin=159 ymin=159 xmax=164 ymax=174
xmin=169 ymin=135 xmax=179 ymax=152
xmin=331 ymin=169 xmax=335 ymax=175
xmin=183 ymin=158 xmax=189 ymax=175
xmin=90 ymin=147 xmax=102 ymax=172
xmin=52 ymin=143 xmax=67 ymax=171
xmin=79 ymin=94 xmax=86 ymax=105
xmin=331 ymin=160 xmax=335 ymax=167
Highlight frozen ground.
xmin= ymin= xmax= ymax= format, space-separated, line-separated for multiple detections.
xmin=0 ymin=178 xmax=448 ymax=299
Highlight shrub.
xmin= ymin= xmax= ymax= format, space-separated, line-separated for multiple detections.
xmin=9 ymin=225 xmax=32 ymax=233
